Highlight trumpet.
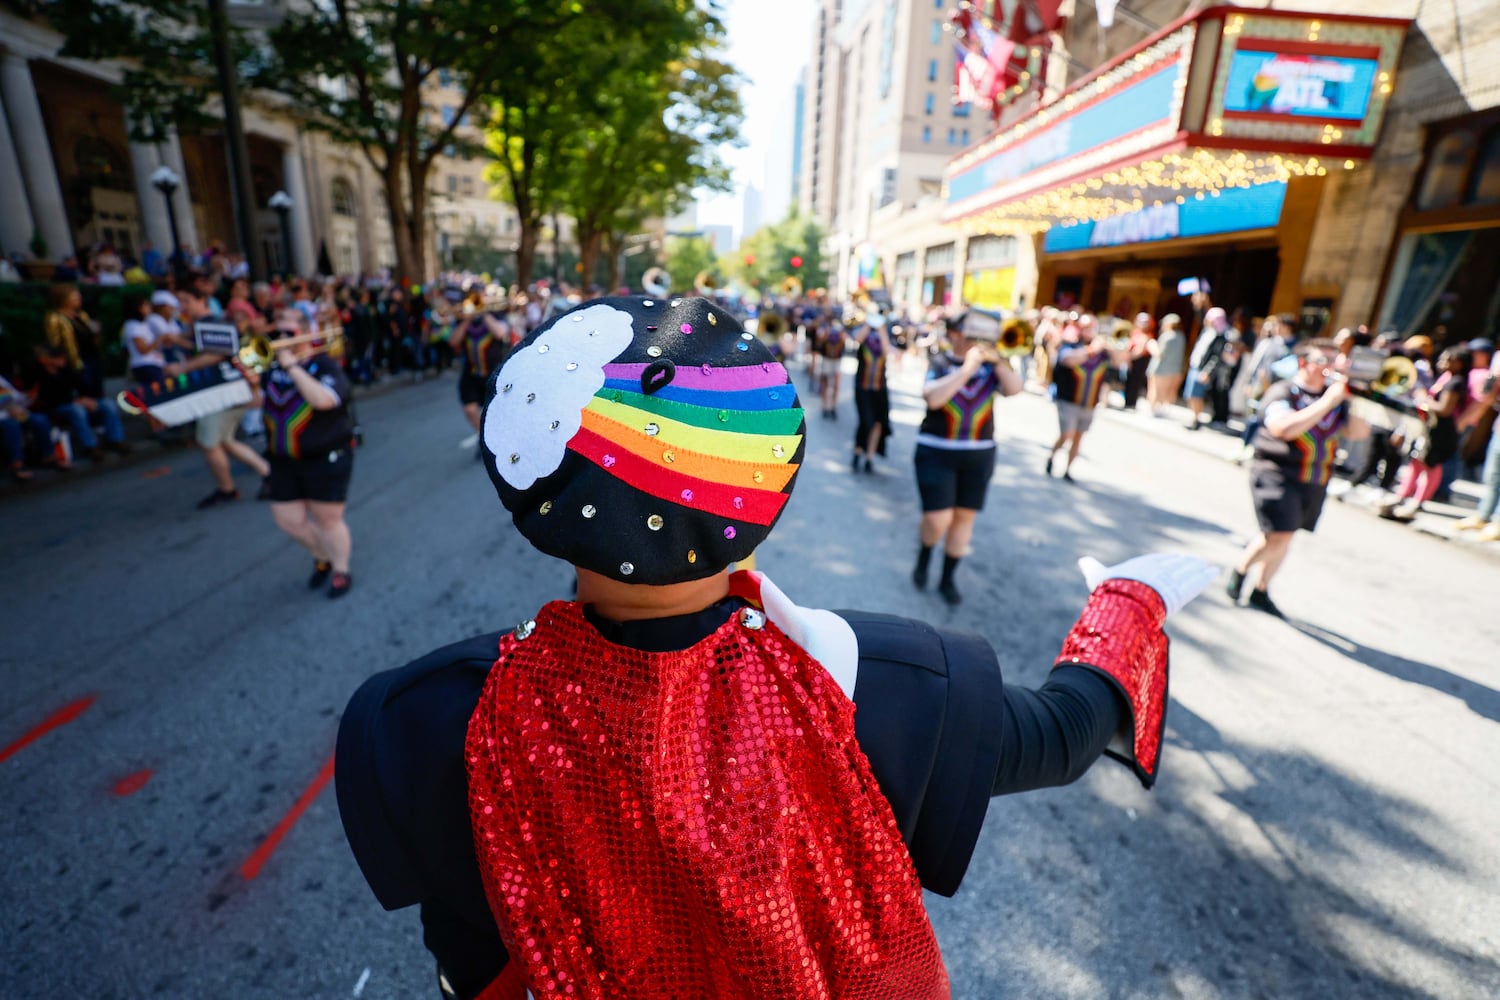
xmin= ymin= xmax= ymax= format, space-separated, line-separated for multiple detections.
xmin=239 ymin=325 xmax=346 ymax=373
xmin=694 ymin=269 xmax=720 ymax=294
xmin=780 ymin=276 xmax=803 ymax=297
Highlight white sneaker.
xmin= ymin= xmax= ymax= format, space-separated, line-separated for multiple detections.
xmin=1454 ymin=515 xmax=1486 ymax=531
xmin=1479 ymin=522 xmax=1500 ymax=542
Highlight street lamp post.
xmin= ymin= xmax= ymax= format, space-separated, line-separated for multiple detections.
xmin=150 ymin=165 xmax=182 ymax=267
xmin=268 ymin=190 xmax=294 ymax=276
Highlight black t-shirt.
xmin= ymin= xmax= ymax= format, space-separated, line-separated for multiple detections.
xmin=918 ymin=352 xmax=1002 ymax=447
xmin=262 ymin=355 xmax=354 ymax=458
xmin=1052 ymin=348 xmax=1110 ymax=407
xmin=336 ymin=601 xmax=1126 ymax=999
xmin=1251 ymin=380 xmax=1347 ymax=485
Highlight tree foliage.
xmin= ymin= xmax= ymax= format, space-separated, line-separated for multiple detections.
xmin=728 ymin=211 xmax=828 ymax=292
xmin=664 ymin=236 xmax=719 ymax=289
xmin=548 ymin=7 xmax=743 ymax=290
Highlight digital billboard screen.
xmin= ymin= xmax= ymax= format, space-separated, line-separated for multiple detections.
xmin=1223 ymin=47 xmax=1378 ymax=121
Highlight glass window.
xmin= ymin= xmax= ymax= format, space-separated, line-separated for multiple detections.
xmin=953 ymin=102 xmax=970 ymax=118
xmin=925 ymin=93 xmax=935 ymax=115
xmin=447 ymin=175 xmax=458 ymax=194
xmin=1416 ymin=130 xmax=1475 ymax=211
xmin=948 ymin=128 xmax=956 ymax=144
xmin=922 ymin=126 xmax=931 ymax=143
xmin=931 ymin=20 xmax=941 ymax=45
xmin=962 ymin=129 xmax=970 ymax=145
xmin=928 ymin=59 xmax=938 ymax=83
xmin=1468 ymin=128 xmax=1500 ymax=205
xmin=331 ymin=178 xmax=358 ymax=218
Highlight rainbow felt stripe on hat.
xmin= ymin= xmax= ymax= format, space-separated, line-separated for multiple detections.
xmin=570 ymin=361 xmax=802 ymax=526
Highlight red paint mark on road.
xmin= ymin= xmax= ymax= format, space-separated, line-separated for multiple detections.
xmin=140 ymin=466 xmax=172 ymax=479
xmin=0 ymin=696 xmax=97 ymax=763
xmin=112 ymin=769 xmax=154 ymax=796
xmin=238 ymin=753 xmax=335 ymax=881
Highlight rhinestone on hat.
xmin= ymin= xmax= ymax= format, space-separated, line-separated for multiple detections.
xmin=582 ymin=504 xmax=597 ymax=519
xmin=739 ymin=608 xmax=765 ymax=630
xmin=619 ymin=562 xmax=634 ymax=576
xmin=571 ymin=314 xmax=585 ymax=322
xmin=515 ymin=619 xmax=537 ymax=640
xmin=772 ymin=444 xmax=785 ymax=458
xmin=708 ymin=313 xmax=717 ymax=326
xmin=509 ymin=453 xmax=520 ymax=463
xmin=671 ymin=298 xmax=682 ymax=307
xmin=643 ymin=299 xmax=655 ymax=307
xmin=736 ymin=342 xmax=749 ymax=352
xmin=663 ymin=450 xmax=676 ymax=463
xmin=687 ymin=549 xmax=697 ymax=564
xmin=644 ymin=422 xmax=660 ymax=436
xmin=647 ymin=345 xmax=662 ymax=358
xmin=741 ymin=332 xmax=754 ymax=341
xmin=550 ymin=420 xmax=560 ymax=430
xmin=539 ymin=501 xmax=553 ymax=515
xmin=526 ymin=392 xmax=536 ymax=403
xmin=566 ymin=362 xmax=579 ymax=371
xmin=647 ymin=514 xmax=664 ymax=531
xmin=503 ymin=383 xmax=514 ymax=392
xmin=538 ymin=344 xmax=550 ymax=354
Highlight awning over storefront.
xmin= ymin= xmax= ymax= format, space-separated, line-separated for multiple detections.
xmin=943 ymin=6 xmax=1411 ymax=234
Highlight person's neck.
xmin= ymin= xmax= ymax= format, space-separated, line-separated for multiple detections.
xmin=576 ymin=568 xmax=731 ymax=622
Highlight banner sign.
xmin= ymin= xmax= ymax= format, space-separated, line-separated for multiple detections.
xmin=193 ymin=321 xmax=241 ymax=357
xmin=1043 ymin=181 xmax=1287 ymax=253
xmin=1223 ymin=47 xmax=1379 ymax=122
xmin=947 ymin=60 xmax=1182 ymax=204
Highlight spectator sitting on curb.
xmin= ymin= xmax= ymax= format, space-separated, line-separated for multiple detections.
xmin=0 ymin=373 xmax=53 ymax=480
xmin=27 ymin=345 xmax=130 ymax=462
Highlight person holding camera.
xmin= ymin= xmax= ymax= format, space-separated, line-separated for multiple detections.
xmin=262 ymin=308 xmax=357 ymax=598
xmin=912 ymin=310 xmax=1024 ymax=605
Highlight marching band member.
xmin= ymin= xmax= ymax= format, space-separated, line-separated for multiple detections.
xmin=449 ymin=296 xmax=513 ymax=444
xmin=262 ymin=308 xmax=357 ymax=598
xmin=334 ymin=296 xmax=1215 ymax=1000
xmin=912 ymin=310 xmax=1023 ymax=605
xmin=851 ymin=311 xmax=892 ymax=473
xmin=1045 ymin=314 xmax=1110 ymax=483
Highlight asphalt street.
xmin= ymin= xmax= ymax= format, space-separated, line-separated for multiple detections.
xmin=3 ymin=355 xmax=1497 ymax=999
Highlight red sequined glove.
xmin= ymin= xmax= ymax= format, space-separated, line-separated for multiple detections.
xmin=1054 ymin=578 xmax=1170 ymax=788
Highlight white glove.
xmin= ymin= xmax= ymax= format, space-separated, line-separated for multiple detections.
xmin=1077 ymin=553 xmax=1218 ymax=617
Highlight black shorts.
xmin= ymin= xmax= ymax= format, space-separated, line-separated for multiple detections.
xmin=267 ymin=448 xmax=354 ymax=504
xmin=914 ymin=444 xmax=996 ymax=512
xmin=458 ymin=372 xmax=487 ymax=407
xmin=1251 ymin=464 xmax=1326 ymax=533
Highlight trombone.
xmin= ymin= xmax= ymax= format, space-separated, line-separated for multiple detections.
xmin=239 ymin=324 xmax=346 ymax=373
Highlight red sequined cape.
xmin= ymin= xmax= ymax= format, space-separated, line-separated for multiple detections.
xmin=465 ymin=600 xmax=948 ymax=1000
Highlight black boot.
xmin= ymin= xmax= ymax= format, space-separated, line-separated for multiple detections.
xmin=1225 ymin=568 xmax=1246 ymax=602
xmin=912 ymin=544 xmax=934 ymax=589
xmin=938 ymin=554 xmax=962 ymax=605
xmin=1247 ymin=588 xmax=1283 ymax=618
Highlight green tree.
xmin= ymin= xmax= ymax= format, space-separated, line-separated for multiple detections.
xmin=553 ymin=10 xmax=744 ymax=291
xmin=729 ymin=210 xmax=828 ymax=293
xmin=484 ymin=1 xmax=719 ymax=289
xmin=664 ymin=236 xmax=718 ymax=290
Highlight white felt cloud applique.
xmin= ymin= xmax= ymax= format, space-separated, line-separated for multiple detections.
xmin=483 ymin=304 xmax=636 ymax=490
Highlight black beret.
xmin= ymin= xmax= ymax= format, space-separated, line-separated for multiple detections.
xmin=480 ymin=296 xmax=806 ymax=585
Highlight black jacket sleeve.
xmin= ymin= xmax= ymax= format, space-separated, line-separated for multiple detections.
xmin=335 ymin=633 xmax=508 ymax=999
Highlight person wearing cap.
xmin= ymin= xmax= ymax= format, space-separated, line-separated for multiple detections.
xmin=1044 ymin=314 xmax=1109 ymax=482
xmin=334 ymin=295 xmax=1216 ymax=1000
xmin=912 ymin=309 xmax=1022 ymax=604
xmin=145 ymin=289 xmax=192 ymax=371
xmin=851 ymin=310 xmax=893 ymax=473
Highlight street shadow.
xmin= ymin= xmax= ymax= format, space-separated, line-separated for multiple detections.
xmin=934 ymin=697 xmax=1499 ymax=998
xmin=1292 ymin=619 xmax=1500 ymax=724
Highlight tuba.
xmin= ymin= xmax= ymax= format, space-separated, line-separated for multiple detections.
xmin=780 ymin=276 xmax=803 ymax=297
xmin=642 ymin=267 xmax=672 ymax=297
xmin=997 ymin=317 xmax=1035 ymax=358
xmin=758 ymin=311 xmax=788 ymax=339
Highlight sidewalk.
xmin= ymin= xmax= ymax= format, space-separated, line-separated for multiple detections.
xmin=1080 ymin=390 xmax=1499 ymax=558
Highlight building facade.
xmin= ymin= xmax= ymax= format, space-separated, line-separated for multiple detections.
xmin=0 ymin=7 xmax=521 ymax=281
xmin=799 ymin=0 xmax=986 ymax=298
xmin=824 ymin=0 xmax=1500 ymax=350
